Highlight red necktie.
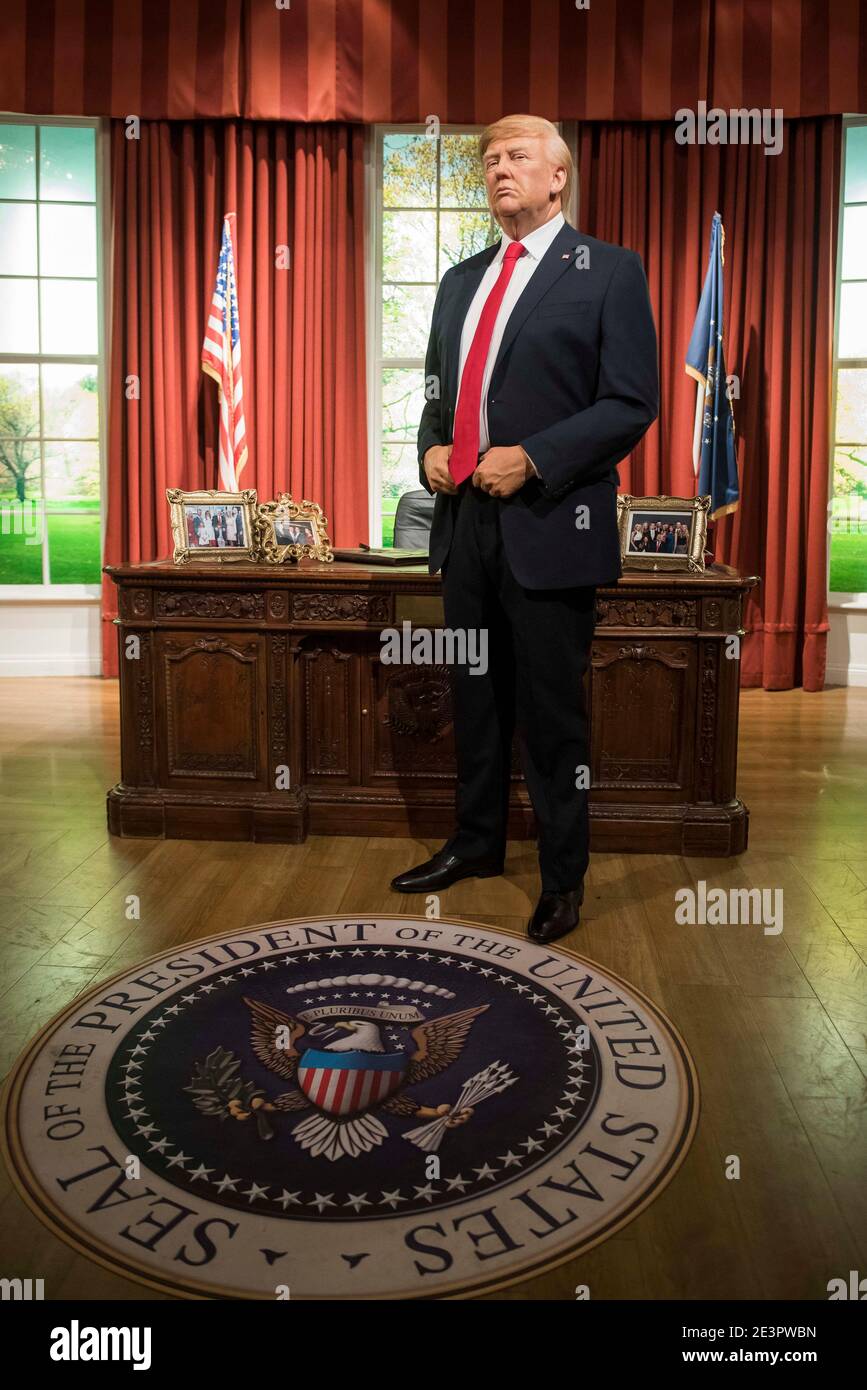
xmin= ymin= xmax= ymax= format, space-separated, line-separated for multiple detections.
xmin=449 ymin=240 xmax=527 ymax=485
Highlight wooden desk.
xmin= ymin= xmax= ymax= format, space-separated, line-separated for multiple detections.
xmin=105 ymin=559 xmax=757 ymax=856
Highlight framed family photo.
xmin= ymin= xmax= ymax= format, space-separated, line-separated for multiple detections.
xmin=256 ymin=494 xmax=333 ymax=564
xmin=617 ymin=494 xmax=711 ymax=574
xmin=166 ymin=489 xmax=258 ymax=564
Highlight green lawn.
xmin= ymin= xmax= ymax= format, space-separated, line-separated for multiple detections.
xmin=829 ymin=531 xmax=867 ymax=594
xmin=381 ymin=499 xmax=397 ymax=548
xmin=0 ymin=505 xmax=101 ymax=584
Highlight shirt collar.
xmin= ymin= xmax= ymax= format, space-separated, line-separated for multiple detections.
xmin=497 ymin=210 xmax=565 ymax=263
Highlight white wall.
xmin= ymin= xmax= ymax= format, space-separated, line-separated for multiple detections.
xmin=0 ymin=594 xmax=102 ymax=675
xmin=827 ymin=608 xmax=867 ymax=687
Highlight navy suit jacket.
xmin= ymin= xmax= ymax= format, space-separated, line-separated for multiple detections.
xmin=416 ymin=220 xmax=659 ymax=589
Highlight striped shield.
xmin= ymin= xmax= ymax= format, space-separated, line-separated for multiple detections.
xmin=297 ymin=1048 xmax=407 ymax=1116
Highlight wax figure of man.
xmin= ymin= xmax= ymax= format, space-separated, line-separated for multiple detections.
xmin=391 ymin=114 xmax=658 ymax=942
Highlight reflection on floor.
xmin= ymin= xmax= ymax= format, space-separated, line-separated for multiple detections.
xmin=1 ymin=677 xmax=865 ymax=1300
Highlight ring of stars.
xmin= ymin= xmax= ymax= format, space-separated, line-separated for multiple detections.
xmin=111 ymin=943 xmax=597 ymax=1219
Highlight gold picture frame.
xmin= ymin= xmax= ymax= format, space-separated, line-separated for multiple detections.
xmin=255 ymin=494 xmax=333 ymax=564
xmin=617 ymin=494 xmax=711 ymax=574
xmin=166 ymin=488 xmax=258 ymax=564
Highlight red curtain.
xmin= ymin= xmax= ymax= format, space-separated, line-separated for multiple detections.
xmin=575 ymin=117 xmax=841 ymax=691
xmin=3 ymin=1 xmax=867 ymax=122
xmin=102 ymin=119 xmax=368 ymax=676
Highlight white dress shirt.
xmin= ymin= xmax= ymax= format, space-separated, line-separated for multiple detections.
xmin=456 ymin=210 xmax=565 ymax=465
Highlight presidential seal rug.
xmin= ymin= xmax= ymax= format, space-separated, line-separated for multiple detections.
xmin=1 ymin=916 xmax=698 ymax=1300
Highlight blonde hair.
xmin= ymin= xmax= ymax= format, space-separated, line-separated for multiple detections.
xmin=479 ymin=114 xmax=573 ymax=217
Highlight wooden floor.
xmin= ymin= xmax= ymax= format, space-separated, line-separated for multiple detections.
xmin=1 ymin=676 xmax=866 ymax=1301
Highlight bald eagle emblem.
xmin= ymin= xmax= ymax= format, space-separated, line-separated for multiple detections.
xmin=186 ymin=984 xmax=516 ymax=1162
xmin=384 ymin=666 xmax=453 ymax=742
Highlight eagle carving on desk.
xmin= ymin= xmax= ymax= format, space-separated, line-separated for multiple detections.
xmin=384 ymin=665 xmax=453 ymax=742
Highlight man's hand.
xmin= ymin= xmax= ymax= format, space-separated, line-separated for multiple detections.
xmin=423 ymin=444 xmax=457 ymax=494
xmin=472 ymin=445 xmax=535 ymax=498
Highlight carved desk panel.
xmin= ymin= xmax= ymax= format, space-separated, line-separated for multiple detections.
xmin=107 ymin=560 xmax=757 ymax=856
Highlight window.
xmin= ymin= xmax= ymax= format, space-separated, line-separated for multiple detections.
xmin=0 ymin=119 xmax=103 ymax=590
xmin=370 ymin=126 xmax=498 ymax=545
xmin=830 ymin=119 xmax=867 ymax=603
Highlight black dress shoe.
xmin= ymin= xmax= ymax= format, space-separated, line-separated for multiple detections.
xmin=528 ymin=886 xmax=585 ymax=942
xmin=391 ymin=845 xmax=504 ymax=893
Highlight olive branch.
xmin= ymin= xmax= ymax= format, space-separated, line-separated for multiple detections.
xmin=185 ymin=1045 xmax=274 ymax=1140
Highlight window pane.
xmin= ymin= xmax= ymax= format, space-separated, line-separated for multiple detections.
xmin=835 ymin=368 xmax=867 ymax=445
xmin=40 ymin=279 xmax=98 ymax=354
xmin=838 ymin=283 xmax=867 ymax=359
xmin=841 ymin=205 xmax=867 ymax=281
xmin=40 ymin=125 xmax=96 ymax=201
xmin=829 ymin=450 xmax=867 ymax=593
xmin=382 ymin=368 xmax=427 ymax=441
xmin=844 ymin=125 xmax=867 ymax=203
xmin=0 ymin=203 xmax=38 ymax=274
xmin=0 ymin=278 xmax=39 ymax=352
xmin=0 ymin=365 xmax=43 ymax=582
xmin=382 ymin=442 xmax=422 ymax=497
xmin=0 ymin=125 xmax=36 ymax=199
xmin=382 ymin=442 xmax=422 ymax=546
xmin=0 ymin=363 xmax=40 ymax=434
xmin=831 ymin=449 xmax=867 ymax=510
xmin=383 ymin=444 xmax=419 ymax=494
xmin=0 ymin=123 xmax=102 ymax=591
xmin=46 ymin=511 xmax=101 ymax=583
xmin=440 ymin=210 xmax=497 ymax=275
xmin=382 ymin=210 xmax=436 ymax=282
xmin=43 ymin=440 xmax=100 ymax=505
xmin=0 ymin=504 xmax=44 ymax=583
xmin=828 ymin=534 xmax=867 ymax=593
xmin=383 ymin=134 xmax=436 ymax=208
xmin=0 ymin=436 xmax=41 ymax=499
xmin=42 ymin=364 xmax=100 ymax=438
xmin=43 ymin=441 xmax=100 ymax=584
xmin=382 ymin=284 xmax=436 ymax=357
xmin=440 ymin=134 xmax=488 ymax=208
xmin=39 ymin=203 xmax=97 ymax=277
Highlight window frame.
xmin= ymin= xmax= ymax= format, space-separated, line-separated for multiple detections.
xmin=828 ymin=114 xmax=867 ymax=611
xmin=0 ymin=113 xmax=108 ymax=600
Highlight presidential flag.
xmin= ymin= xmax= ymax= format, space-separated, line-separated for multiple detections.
xmin=202 ymin=213 xmax=248 ymax=491
xmin=685 ymin=212 xmax=739 ymax=519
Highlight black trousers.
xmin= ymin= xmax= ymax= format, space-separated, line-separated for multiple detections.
xmin=441 ymin=479 xmax=596 ymax=891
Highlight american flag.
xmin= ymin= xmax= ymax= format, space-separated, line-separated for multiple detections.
xmin=202 ymin=214 xmax=248 ymax=490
